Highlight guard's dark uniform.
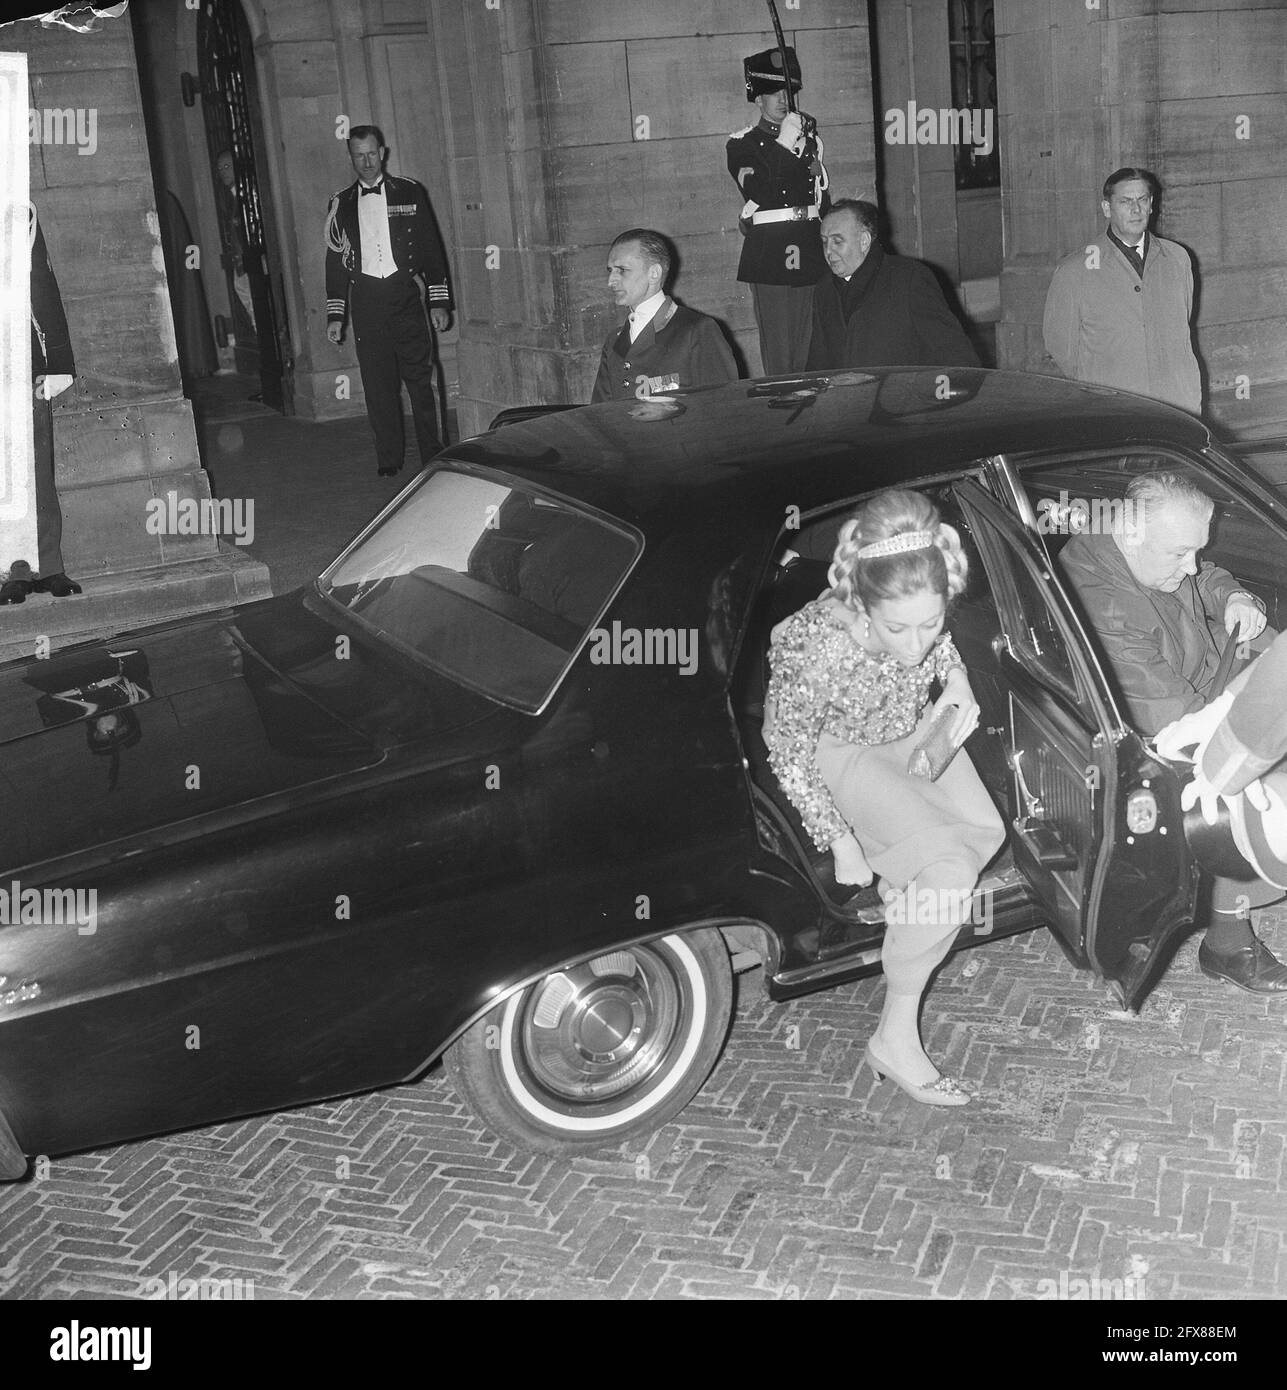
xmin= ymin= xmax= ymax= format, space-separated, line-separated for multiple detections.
xmin=325 ymin=173 xmax=453 ymax=473
xmin=726 ymin=46 xmax=828 ymax=376
xmin=592 ymin=297 xmax=738 ymax=403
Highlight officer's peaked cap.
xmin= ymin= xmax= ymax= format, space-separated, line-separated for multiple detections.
xmin=744 ymin=46 xmax=802 ymax=101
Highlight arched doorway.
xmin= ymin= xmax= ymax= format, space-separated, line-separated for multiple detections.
xmin=197 ymin=0 xmax=291 ymax=412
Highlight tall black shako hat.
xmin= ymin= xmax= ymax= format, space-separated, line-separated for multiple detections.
xmin=744 ymin=45 xmax=802 ymax=101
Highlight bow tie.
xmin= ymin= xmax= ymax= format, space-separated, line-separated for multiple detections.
xmin=359 ymin=181 xmax=383 ymax=196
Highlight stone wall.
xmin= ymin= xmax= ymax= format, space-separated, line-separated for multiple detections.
xmin=425 ymin=0 xmax=877 ymax=438
xmin=869 ymin=0 xmax=1002 ymax=363
xmin=1 ymin=6 xmax=265 ymax=657
xmin=995 ymin=0 xmax=1287 ymax=418
xmin=18 ymin=11 xmax=209 ymax=575
xmin=1157 ymin=2 xmax=1287 ymax=406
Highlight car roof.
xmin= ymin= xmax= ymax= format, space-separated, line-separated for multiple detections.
xmin=445 ymin=368 xmax=1212 ymax=525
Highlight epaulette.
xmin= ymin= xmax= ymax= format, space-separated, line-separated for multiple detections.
xmin=727 ymin=124 xmax=755 ymax=141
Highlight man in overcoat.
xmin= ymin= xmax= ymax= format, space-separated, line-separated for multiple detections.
xmin=1043 ymin=167 xmax=1201 ymax=414
xmin=805 ymin=200 xmax=978 ymax=372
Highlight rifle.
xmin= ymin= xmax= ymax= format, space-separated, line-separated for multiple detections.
xmin=765 ymin=0 xmax=816 ymax=138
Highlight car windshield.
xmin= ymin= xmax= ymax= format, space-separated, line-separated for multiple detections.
xmin=319 ymin=468 xmax=641 ymax=712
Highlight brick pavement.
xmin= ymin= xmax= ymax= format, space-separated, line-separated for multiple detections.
xmin=2 ymin=912 xmax=1284 ymax=1301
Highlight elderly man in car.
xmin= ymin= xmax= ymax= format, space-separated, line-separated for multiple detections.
xmin=1060 ymin=471 xmax=1286 ymax=994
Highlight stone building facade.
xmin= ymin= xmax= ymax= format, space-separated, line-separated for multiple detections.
xmin=2 ymin=0 xmax=1283 ymax=647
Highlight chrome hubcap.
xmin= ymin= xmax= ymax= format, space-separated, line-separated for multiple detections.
xmin=519 ymin=948 xmax=684 ymax=1104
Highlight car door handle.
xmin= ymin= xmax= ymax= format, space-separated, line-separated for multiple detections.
xmin=1008 ymin=747 xmax=1044 ymax=819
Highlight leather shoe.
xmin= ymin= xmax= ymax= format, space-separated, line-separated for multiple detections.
xmin=31 ymin=572 xmax=82 ymax=597
xmin=0 ymin=579 xmax=30 ymax=604
xmin=377 ymin=466 xmax=401 ymax=477
xmin=1198 ymin=937 xmax=1287 ymax=995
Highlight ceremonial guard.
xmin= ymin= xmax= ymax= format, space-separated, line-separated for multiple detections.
xmin=726 ymin=45 xmax=829 ymax=375
xmin=325 ymin=126 xmax=453 ymax=476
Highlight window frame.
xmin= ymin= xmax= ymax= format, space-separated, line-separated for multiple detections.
xmin=317 ymin=462 xmax=645 ymax=716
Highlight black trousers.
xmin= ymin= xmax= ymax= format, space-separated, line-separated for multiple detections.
xmin=350 ymin=272 xmax=441 ymax=472
xmin=750 ymin=281 xmax=815 ymax=376
xmin=32 ymin=394 xmax=65 ymax=577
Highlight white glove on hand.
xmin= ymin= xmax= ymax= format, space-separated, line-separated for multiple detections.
xmin=1180 ymin=769 xmax=1227 ymax=826
xmin=1153 ymin=691 xmax=1234 ymax=763
xmin=775 ymin=112 xmax=806 ymax=157
xmin=1180 ymin=770 xmax=1271 ymax=826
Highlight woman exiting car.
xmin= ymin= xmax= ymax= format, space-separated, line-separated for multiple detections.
xmin=764 ymin=488 xmax=1005 ymax=1106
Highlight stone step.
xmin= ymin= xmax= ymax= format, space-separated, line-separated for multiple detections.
xmin=0 ymin=547 xmax=271 ymax=664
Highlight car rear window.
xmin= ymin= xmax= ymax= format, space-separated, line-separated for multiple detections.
xmin=319 ymin=469 xmax=641 ymax=713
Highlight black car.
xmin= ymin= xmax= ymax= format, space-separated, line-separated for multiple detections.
xmin=2 ymin=368 xmax=1283 ymax=1174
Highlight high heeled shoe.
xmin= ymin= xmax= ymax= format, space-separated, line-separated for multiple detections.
xmin=864 ymin=1040 xmax=972 ymax=1107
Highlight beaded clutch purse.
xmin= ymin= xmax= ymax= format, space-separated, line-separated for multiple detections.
xmin=908 ymin=705 xmax=961 ymax=781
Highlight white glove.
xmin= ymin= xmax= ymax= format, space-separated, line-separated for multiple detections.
xmin=1180 ymin=770 xmax=1271 ymax=826
xmin=812 ymin=129 xmax=829 ymax=192
xmin=775 ymin=112 xmax=806 ymax=157
xmin=1153 ymin=691 xmax=1234 ymax=762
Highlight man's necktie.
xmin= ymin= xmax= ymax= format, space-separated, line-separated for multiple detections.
xmin=1110 ymin=231 xmax=1145 ymax=279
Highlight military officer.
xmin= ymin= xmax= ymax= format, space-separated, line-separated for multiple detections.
xmin=324 ymin=125 xmax=453 ymax=476
xmin=592 ymin=229 xmax=738 ymax=404
xmin=725 ymin=46 xmax=829 ymax=375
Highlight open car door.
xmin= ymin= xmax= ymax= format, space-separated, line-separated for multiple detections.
xmin=954 ymin=478 xmax=1201 ymax=1010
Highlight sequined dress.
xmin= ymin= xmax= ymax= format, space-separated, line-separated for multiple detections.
xmin=764 ymin=597 xmax=1004 ymax=895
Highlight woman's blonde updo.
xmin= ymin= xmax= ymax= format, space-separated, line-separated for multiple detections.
xmin=827 ymin=489 xmax=969 ymax=611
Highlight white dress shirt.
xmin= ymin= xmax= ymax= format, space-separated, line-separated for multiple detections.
xmin=628 ymin=290 xmax=666 ymax=343
xmin=357 ymin=180 xmax=396 ymax=278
